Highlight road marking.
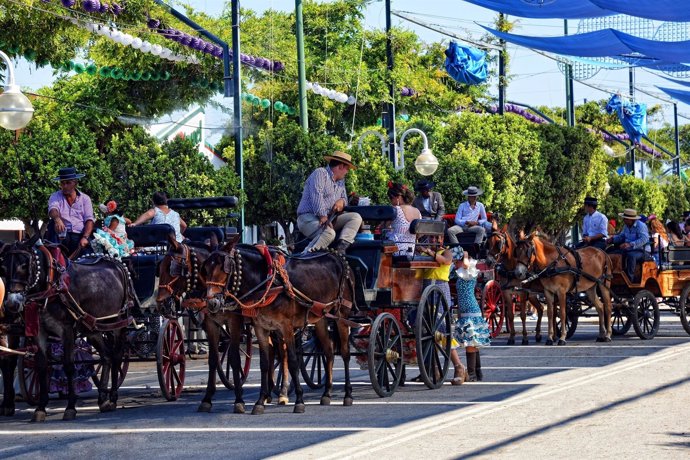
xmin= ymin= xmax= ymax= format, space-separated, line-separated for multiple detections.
xmin=0 ymin=427 xmax=381 ymax=435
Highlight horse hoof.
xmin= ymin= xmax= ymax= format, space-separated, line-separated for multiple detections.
xmin=545 ymin=339 xmax=554 ymax=346
xmin=197 ymin=402 xmax=212 ymax=413
xmin=320 ymin=396 xmax=331 ymax=406
xmin=234 ymin=403 xmax=245 ymax=414
xmin=62 ymin=409 xmax=77 ymax=421
xmin=535 ymin=335 xmax=542 ymax=343
xmin=31 ymin=410 xmax=46 ymax=423
xmin=99 ymin=402 xmax=116 ymax=413
xmin=265 ymin=396 xmax=272 ymax=404
xmin=507 ymin=338 xmax=515 ymax=345
xmin=278 ymin=396 xmax=289 ymax=406
xmin=595 ymin=337 xmax=605 ymax=343
xmin=521 ymin=338 xmax=529 ymax=345
xmin=293 ymin=403 xmax=306 ymax=414
xmin=1 ymin=407 xmax=15 ymax=416
xmin=604 ymin=337 xmax=612 ymax=342
xmin=251 ymin=405 xmax=265 ymax=415
xmin=557 ymin=339 xmax=567 ymax=346
xmin=343 ymin=397 xmax=353 ymax=407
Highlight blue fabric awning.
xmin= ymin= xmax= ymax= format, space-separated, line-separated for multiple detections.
xmin=657 ymin=87 xmax=690 ymax=106
xmin=444 ymin=42 xmax=488 ymax=85
xmin=481 ymin=26 xmax=690 ymax=64
xmin=463 ymin=0 xmax=690 ymax=22
xmin=659 ymin=77 xmax=690 ymax=89
xmin=605 ymin=94 xmax=647 ymax=144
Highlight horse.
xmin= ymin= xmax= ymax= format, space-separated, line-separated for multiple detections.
xmin=0 ymin=274 xmax=21 ymax=417
xmin=0 ymin=236 xmax=133 ymax=421
xmin=204 ymin=242 xmax=355 ymax=415
xmin=486 ymin=227 xmax=545 ymax=345
xmin=513 ymin=233 xmax=613 ymax=345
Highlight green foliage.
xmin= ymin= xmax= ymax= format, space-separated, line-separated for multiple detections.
xmin=600 ymin=174 xmax=667 ymax=221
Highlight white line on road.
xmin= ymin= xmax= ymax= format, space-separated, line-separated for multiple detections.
xmin=0 ymin=427 xmax=382 ymax=435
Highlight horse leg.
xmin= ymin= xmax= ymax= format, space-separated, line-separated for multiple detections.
xmin=285 ymin=329 xmax=305 ymax=414
xmin=531 ymin=296 xmax=543 ymax=343
xmin=61 ymin=332 xmax=78 ymax=421
xmin=505 ymin=291 xmax=516 ymax=345
xmin=198 ymin=315 xmax=218 ymax=413
xmin=314 ymin=320 xmax=334 ymax=406
xmin=90 ymin=334 xmax=113 ymax=412
xmin=557 ymin=292 xmax=568 ymax=346
xmin=589 ymin=287 xmax=611 ymax=342
xmin=338 ymin=321 xmax=353 ymax=406
xmin=228 ymin=316 xmax=246 ymax=413
xmin=543 ymin=291 xmax=556 ymax=346
xmin=519 ymin=293 xmax=529 ymax=345
xmin=251 ymin=327 xmax=271 ymax=415
xmin=107 ymin=330 xmax=125 ymax=410
xmin=278 ymin=340 xmax=289 ymax=405
xmin=31 ymin=329 xmax=50 ymax=423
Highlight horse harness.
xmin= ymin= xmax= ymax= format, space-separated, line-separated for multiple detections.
xmin=159 ymin=243 xmax=205 ymax=309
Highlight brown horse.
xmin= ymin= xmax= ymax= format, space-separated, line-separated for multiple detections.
xmin=204 ymin=243 xmax=354 ymax=414
xmin=486 ymin=228 xmax=545 ymax=345
xmin=513 ymin=234 xmax=613 ymax=345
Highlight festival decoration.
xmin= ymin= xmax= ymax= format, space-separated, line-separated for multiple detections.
xmin=240 ymin=92 xmax=297 ymax=116
xmin=305 ymin=81 xmax=354 ymax=104
xmin=400 ymin=87 xmax=417 ymax=96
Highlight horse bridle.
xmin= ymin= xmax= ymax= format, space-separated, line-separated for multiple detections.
xmin=157 ymin=243 xmax=200 ymax=301
xmin=487 ymin=232 xmax=507 ymax=261
xmin=516 ymin=239 xmax=537 ymax=273
xmin=205 ymin=248 xmax=243 ymax=300
xmin=4 ymin=246 xmax=42 ymax=294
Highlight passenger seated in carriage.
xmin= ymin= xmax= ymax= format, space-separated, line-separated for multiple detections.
xmin=647 ymin=215 xmax=668 ymax=265
xmin=385 ymin=182 xmax=421 ymax=257
xmin=666 ymin=220 xmax=684 ymax=246
xmin=130 ymin=191 xmax=187 ymax=243
xmin=606 ymin=208 xmax=650 ymax=282
xmin=446 ymin=186 xmax=493 ymax=245
xmin=91 ymin=201 xmax=134 ymax=259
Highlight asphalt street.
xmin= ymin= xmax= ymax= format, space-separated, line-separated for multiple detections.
xmin=0 ymin=311 xmax=688 ymax=459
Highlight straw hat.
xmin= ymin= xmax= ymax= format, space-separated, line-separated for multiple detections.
xmin=618 ymin=209 xmax=641 ymax=220
xmin=324 ymin=150 xmax=357 ymax=169
xmin=462 ymin=185 xmax=483 ymax=197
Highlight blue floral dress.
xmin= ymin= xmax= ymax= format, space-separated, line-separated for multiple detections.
xmin=455 ymin=262 xmax=491 ymax=347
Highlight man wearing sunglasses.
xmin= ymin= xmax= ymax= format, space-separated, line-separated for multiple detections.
xmin=48 ymin=167 xmax=95 ymax=256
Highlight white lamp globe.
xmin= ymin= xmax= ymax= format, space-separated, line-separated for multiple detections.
xmin=0 ymin=85 xmax=34 ymax=130
xmin=414 ymin=148 xmax=439 ymax=176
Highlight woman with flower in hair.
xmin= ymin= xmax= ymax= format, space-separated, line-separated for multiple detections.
xmin=386 ymin=182 xmax=421 ymax=257
xmin=92 ymin=200 xmax=134 ymax=258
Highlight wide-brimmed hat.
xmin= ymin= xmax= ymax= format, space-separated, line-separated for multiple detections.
xmin=324 ymin=150 xmax=357 ymax=169
xmin=462 ymin=186 xmax=483 ymax=197
xmin=584 ymin=196 xmax=598 ymax=206
xmin=53 ymin=167 xmax=85 ymax=181
xmin=618 ymin=209 xmax=641 ymax=220
xmin=414 ymin=179 xmax=435 ymax=192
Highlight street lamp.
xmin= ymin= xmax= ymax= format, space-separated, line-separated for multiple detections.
xmin=0 ymin=50 xmax=34 ymax=130
xmin=358 ymin=127 xmax=439 ymax=176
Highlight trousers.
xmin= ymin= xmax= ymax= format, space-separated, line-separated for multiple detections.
xmin=446 ymin=222 xmax=492 ymax=244
xmin=297 ymin=212 xmax=362 ymax=251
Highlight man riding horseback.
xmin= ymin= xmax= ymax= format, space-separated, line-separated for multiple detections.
xmin=296 ymin=151 xmax=362 ymax=254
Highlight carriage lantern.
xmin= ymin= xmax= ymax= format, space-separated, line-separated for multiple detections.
xmin=0 ymin=50 xmax=34 ymax=130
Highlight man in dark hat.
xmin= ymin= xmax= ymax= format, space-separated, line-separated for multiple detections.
xmin=297 ymin=151 xmax=362 ymax=254
xmin=606 ymin=208 xmax=650 ymax=282
xmin=577 ymin=196 xmax=608 ymax=250
xmin=447 ymin=185 xmax=492 ymax=245
xmin=412 ymin=180 xmax=446 ymax=221
xmin=48 ymin=167 xmax=95 ymax=256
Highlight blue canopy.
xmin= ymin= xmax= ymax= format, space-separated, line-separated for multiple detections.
xmin=605 ymin=94 xmax=647 ymax=144
xmin=657 ymin=87 xmax=690 ymax=106
xmin=463 ymin=0 xmax=690 ymax=22
xmin=444 ymin=42 xmax=488 ymax=85
xmin=481 ymin=26 xmax=690 ymax=64
xmin=659 ymin=77 xmax=690 ymax=89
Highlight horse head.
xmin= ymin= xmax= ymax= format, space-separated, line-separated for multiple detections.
xmin=202 ymin=236 xmax=242 ymax=313
xmin=156 ymin=233 xmax=192 ymax=312
xmin=486 ymin=223 xmax=509 ymax=266
xmin=0 ymin=234 xmax=42 ymax=313
xmin=513 ymin=233 xmax=537 ymax=280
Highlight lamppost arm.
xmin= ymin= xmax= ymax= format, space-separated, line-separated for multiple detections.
xmin=357 ymin=130 xmax=388 ymax=159
xmin=0 ymin=51 xmax=17 ymax=88
xmin=398 ymin=128 xmax=429 ymax=170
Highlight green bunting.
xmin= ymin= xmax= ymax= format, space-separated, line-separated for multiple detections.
xmin=239 ymin=92 xmax=297 ymax=116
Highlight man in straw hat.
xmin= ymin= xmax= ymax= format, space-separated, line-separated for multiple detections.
xmin=577 ymin=196 xmax=608 ymax=250
xmin=447 ymin=185 xmax=492 ymax=245
xmin=606 ymin=208 xmax=650 ymax=282
xmin=412 ymin=179 xmax=446 ymax=221
xmin=297 ymin=151 xmax=362 ymax=254
xmin=48 ymin=167 xmax=95 ymax=256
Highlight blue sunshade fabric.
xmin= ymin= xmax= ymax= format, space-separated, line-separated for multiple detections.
xmin=659 ymin=77 xmax=690 ymax=89
xmin=444 ymin=42 xmax=488 ymax=85
xmin=657 ymin=87 xmax=690 ymax=106
xmin=605 ymin=94 xmax=647 ymax=144
xmin=481 ymin=26 xmax=690 ymax=63
xmin=463 ymin=0 xmax=690 ymax=22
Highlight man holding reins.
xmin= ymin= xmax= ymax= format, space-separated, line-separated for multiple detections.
xmin=48 ymin=167 xmax=95 ymax=257
xmin=577 ymin=196 xmax=608 ymax=250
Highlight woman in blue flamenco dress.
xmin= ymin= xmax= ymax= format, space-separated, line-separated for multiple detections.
xmin=453 ymin=248 xmax=491 ymax=382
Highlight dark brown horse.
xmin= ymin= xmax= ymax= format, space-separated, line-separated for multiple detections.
xmin=486 ymin=227 xmax=545 ymax=345
xmin=204 ymin=244 xmax=354 ymax=414
xmin=513 ymin=234 xmax=613 ymax=345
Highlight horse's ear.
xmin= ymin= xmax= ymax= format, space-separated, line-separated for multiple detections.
xmin=222 ymin=233 xmax=241 ymax=252
xmin=518 ymin=229 xmax=526 ymax=240
xmin=168 ymin=232 xmax=180 ymax=251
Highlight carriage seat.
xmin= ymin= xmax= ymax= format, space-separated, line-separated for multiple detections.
xmin=127 ymin=224 xmax=174 ymax=303
xmin=184 ymin=226 xmax=225 ymax=246
xmin=393 ymin=219 xmax=445 ymax=268
xmin=346 ymin=240 xmax=397 ymax=290
xmin=666 ymin=246 xmax=690 ymax=269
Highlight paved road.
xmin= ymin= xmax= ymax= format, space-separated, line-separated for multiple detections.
xmin=0 ymin=312 xmax=688 ymax=459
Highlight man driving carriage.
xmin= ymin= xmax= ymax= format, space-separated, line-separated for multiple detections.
xmin=47 ymin=167 xmax=95 ymax=256
xmin=296 ymin=151 xmax=363 ymax=254
xmin=577 ymin=196 xmax=608 ymax=250
xmin=446 ymin=186 xmax=493 ymax=245
xmin=606 ymin=208 xmax=650 ymax=282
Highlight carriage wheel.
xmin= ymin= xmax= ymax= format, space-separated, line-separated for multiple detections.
xmin=217 ymin=324 xmax=252 ymax=390
xmin=415 ymin=285 xmax=452 ymax=389
xmin=611 ymin=304 xmax=632 ymax=336
xmin=156 ymin=318 xmax=186 ymax=401
xmin=554 ymin=301 xmax=579 ymax=340
xmin=631 ymin=290 xmax=660 ymax=340
xmin=91 ymin=346 xmax=130 ymax=389
xmin=18 ymin=337 xmax=43 ymax=407
xmin=299 ymin=326 xmax=328 ymax=390
xmin=678 ymin=285 xmax=690 ymax=336
xmin=481 ymin=280 xmax=505 ymax=338
xmin=368 ymin=312 xmax=403 ymax=397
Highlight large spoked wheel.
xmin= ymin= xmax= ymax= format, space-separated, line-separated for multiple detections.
xmin=300 ymin=326 xmax=328 ymax=390
xmin=368 ymin=312 xmax=403 ymax=397
xmin=156 ymin=318 xmax=186 ymax=401
xmin=482 ymin=280 xmax=505 ymax=338
xmin=217 ymin=324 xmax=252 ymax=390
xmin=611 ymin=303 xmax=632 ymax=336
xmin=18 ymin=337 xmax=44 ymax=407
xmin=679 ymin=285 xmax=690 ymax=336
xmin=554 ymin=299 xmax=580 ymax=340
xmin=91 ymin=345 xmax=130 ymax=389
xmin=631 ymin=290 xmax=660 ymax=340
xmin=415 ymin=285 xmax=452 ymax=390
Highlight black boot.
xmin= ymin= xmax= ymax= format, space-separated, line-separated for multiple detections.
xmin=465 ymin=350 xmax=477 ymax=382
xmin=335 ymin=240 xmax=351 ymax=255
xmin=475 ymin=350 xmax=483 ymax=381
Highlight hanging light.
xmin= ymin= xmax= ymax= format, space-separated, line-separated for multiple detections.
xmin=415 ymin=148 xmax=439 ymax=176
xmin=0 ymin=50 xmax=34 ymax=130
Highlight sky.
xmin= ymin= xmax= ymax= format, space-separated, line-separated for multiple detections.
xmin=9 ymin=0 xmax=690 ymax=146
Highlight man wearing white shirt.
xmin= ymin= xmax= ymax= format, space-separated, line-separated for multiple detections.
xmin=447 ymin=186 xmax=492 ymax=244
xmin=577 ymin=196 xmax=608 ymax=250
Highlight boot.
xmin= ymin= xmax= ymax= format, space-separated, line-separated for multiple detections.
xmin=465 ymin=350 xmax=477 ymax=382
xmin=335 ymin=240 xmax=351 ymax=255
xmin=451 ymin=363 xmax=466 ymax=386
xmin=475 ymin=350 xmax=483 ymax=381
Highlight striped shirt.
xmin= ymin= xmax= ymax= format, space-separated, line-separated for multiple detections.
xmin=454 ymin=201 xmax=487 ymax=227
xmin=582 ymin=210 xmax=608 ymax=239
xmin=297 ymin=166 xmax=347 ymax=217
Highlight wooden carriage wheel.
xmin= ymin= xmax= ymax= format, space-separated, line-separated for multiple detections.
xmin=678 ymin=285 xmax=690 ymax=336
xmin=631 ymin=290 xmax=660 ymax=340
xmin=90 ymin=343 xmax=130 ymax=389
xmin=415 ymin=285 xmax=451 ymax=390
xmin=18 ymin=338 xmax=44 ymax=407
xmin=481 ymin=280 xmax=505 ymax=338
xmin=611 ymin=304 xmax=632 ymax=336
xmin=299 ymin=326 xmax=328 ymax=390
xmin=217 ymin=323 xmax=252 ymax=390
xmin=156 ymin=318 xmax=186 ymax=401
xmin=368 ymin=312 xmax=403 ymax=398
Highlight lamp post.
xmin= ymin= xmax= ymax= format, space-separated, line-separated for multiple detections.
xmin=0 ymin=50 xmax=34 ymax=130
xmin=358 ymin=127 xmax=439 ymax=176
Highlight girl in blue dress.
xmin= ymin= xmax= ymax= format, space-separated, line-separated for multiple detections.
xmin=453 ymin=248 xmax=491 ymax=381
